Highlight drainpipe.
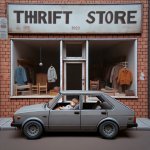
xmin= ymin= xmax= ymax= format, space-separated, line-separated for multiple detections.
xmin=148 ymin=0 xmax=150 ymax=118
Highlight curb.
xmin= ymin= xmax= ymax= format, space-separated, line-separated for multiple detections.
xmin=130 ymin=127 xmax=150 ymax=131
xmin=0 ymin=127 xmax=17 ymax=131
xmin=0 ymin=118 xmax=17 ymax=131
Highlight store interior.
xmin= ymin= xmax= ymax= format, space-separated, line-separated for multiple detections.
xmin=12 ymin=39 xmax=60 ymax=96
xmin=89 ymin=39 xmax=137 ymax=96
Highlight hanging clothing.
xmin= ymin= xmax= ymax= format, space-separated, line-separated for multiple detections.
xmin=14 ymin=66 xmax=27 ymax=85
xmin=110 ymin=64 xmax=123 ymax=89
xmin=117 ymin=68 xmax=133 ymax=85
xmin=47 ymin=66 xmax=57 ymax=82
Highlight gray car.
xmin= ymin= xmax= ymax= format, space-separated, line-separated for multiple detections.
xmin=11 ymin=91 xmax=137 ymax=139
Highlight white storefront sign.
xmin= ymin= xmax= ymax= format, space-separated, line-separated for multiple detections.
xmin=8 ymin=4 xmax=142 ymax=34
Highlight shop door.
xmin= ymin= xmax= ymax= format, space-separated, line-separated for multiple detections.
xmin=64 ymin=62 xmax=85 ymax=90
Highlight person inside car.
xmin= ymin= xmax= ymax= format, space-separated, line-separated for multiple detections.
xmin=55 ymin=98 xmax=79 ymax=110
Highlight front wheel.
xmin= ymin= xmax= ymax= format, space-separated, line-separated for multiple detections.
xmin=23 ymin=121 xmax=43 ymax=139
xmin=98 ymin=121 xmax=119 ymax=139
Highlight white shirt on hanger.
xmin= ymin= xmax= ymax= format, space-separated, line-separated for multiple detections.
xmin=47 ymin=66 xmax=57 ymax=82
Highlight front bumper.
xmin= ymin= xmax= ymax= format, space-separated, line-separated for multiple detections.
xmin=127 ymin=123 xmax=138 ymax=128
xmin=11 ymin=122 xmax=22 ymax=128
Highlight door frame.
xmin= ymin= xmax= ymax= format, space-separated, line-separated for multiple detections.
xmin=64 ymin=61 xmax=86 ymax=91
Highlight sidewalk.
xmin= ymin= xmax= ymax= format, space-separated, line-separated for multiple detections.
xmin=0 ymin=118 xmax=150 ymax=131
xmin=0 ymin=118 xmax=16 ymax=130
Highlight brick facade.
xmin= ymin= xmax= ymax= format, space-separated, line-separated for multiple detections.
xmin=0 ymin=0 xmax=148 ymax=117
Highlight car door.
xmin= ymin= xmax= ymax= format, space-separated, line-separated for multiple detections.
xmin=49 ymin=95 xmax=81 ymax=131
xmin=80 ymin=95 xmax=108 ymax=131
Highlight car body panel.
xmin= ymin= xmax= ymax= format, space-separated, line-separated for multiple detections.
xmin=49 ymin=110 xmax=80 ymax=131
xmin=14 ymin=104 xmax=45 ymax=114
xmin=81 ymin=109 xmax=107 ymax=131
xmin=13 ymin=104 xmax=49 ymax=128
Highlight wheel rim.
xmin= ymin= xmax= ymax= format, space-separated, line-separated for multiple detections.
xmin=103 ymin=124 xmax=115 ymax=136
xmin=26 ymin=123 xmax=40 ymax=136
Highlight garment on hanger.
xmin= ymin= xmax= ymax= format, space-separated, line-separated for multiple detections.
xmin=47 ymin=66 xmax=57 ymax=82
xmin=14 ymin=65 xmax=27 ymax=85
xmin=117 ymin=67 xmax=132 ymax=85
xmin=110 ymin=64 xmax=123 ymax=89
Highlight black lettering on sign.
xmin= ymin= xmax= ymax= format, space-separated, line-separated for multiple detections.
xmin=53 ymin=11 xmax=62 ymax=24
xmin=48 ymin=11 xmax=52 ymax=24
xmin=25 ymin=11 xmax=37 ymax=24
xmin=13 ymin=11 xmax=24 ymax=23
xmin=115 ymin=11 xmax=126 ymax=24
xmin=38 ymin=11 xmax=47 ymax=24
xmin=127 ymin=11 xmax=137 ymax=24
xmin=105 ymin=11 xmax=113 ymax=24
xmin=63 ymin=11 xmax=72 ymax=24
xmin=96 ymin=11 xmax=105 ymax=24
xmin=86 ymin=11 xmax=95 ymax=24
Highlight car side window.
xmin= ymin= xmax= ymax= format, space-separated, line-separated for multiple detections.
xmin=82 ymin=95 xmax=112 ymax=110
xmin=53 ymin=95 xmax=80 ymax=110
xmin=83 ymin=96 xmax=101 ymax=110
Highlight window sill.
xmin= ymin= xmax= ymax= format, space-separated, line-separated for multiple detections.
xmin=10 ymin=95 xmax=138 ymax=99
xmin=112 ymin=96 xmax=138 ymax=99
xmin=10 ymin=95 xmax=56 ymax=99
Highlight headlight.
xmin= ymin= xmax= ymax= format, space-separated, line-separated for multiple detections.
xmin=16 ymin=115 xmax=21 ymax=120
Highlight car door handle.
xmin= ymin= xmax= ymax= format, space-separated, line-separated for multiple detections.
xmin=101 ymin=111 xmax=107 ymax=115
xmin=74 ymin=111 xmax=80 ymax=114
xmin=42 ymin=116 xmax=47 ymax=118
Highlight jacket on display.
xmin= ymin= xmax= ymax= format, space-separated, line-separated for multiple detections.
xmin=117 ymin=68 xmax=132 ymax=85
xmin=110 ymin=64 xmax=123 ymax=89
xmin=14 ymin=65 xmax=27 ymax=85
xmin=47 ymin=66 xmax=57 ymax=82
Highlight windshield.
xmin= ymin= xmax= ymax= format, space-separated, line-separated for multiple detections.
xmin=47 ymin=94 xmax=61 ymax=108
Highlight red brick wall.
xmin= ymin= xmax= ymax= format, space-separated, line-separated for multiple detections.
xmin=0 ymin=0 xmax=148 ymax=117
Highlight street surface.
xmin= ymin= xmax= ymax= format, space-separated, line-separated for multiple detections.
xmin=0 ymin=130 xmax=150 ymax=150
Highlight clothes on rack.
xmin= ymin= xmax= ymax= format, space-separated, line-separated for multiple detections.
xmin=47 ymin=66 xmax=57 ymax=82
xmin=14 ymin=65 xmax=27 ymax=85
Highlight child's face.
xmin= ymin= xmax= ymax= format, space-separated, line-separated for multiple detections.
xmin=70 ymin=101 xmax=76 ymax=106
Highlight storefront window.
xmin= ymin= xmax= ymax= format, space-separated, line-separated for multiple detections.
xmin=89 ymin=39 xmax=137 ymax=97
xmin=11 ymin=39 xmax=60 ymax=97
xmin=11 ymin=38 xmax=137 ymax=98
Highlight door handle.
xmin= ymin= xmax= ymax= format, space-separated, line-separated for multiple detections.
xmin=101 ymin=111 xmax=107 ymax=115
xmin=74 ymin=111 xmax=80 ymax=114
xmin=42 ymin=116 xmax=47 ymax=118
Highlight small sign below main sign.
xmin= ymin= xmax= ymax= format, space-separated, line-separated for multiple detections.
xmin=0 ymin=18 xmax=8 ymax=39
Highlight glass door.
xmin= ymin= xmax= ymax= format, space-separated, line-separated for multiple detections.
xmin=64 ymin=62 xmax=85 ymax=90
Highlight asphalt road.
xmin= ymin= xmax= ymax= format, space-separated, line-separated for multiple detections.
xmin=0 ymin=130 xmax=150 ymax=150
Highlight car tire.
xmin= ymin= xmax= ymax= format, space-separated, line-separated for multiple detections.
xmin=23 ymin=121 xmax=43 ymax=140
xmin=98 ymin=121 xmax=119 ymax=139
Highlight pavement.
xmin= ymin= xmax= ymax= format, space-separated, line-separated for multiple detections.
xmin=0 ymin=117 xmax=150 ymax=131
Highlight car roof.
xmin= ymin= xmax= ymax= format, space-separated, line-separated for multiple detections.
xmin=60 ymin=90 xmax=103 ymax=95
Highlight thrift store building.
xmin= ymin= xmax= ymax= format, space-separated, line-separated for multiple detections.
xmin=0 ymin=0 xmax=149 ymax=118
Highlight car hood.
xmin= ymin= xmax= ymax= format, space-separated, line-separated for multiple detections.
xmin=15 ymin=103 xmax=45 ymax=114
